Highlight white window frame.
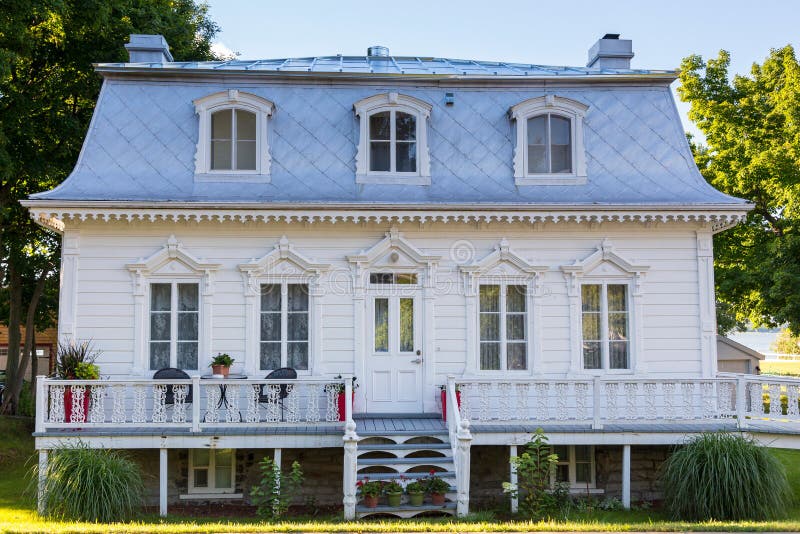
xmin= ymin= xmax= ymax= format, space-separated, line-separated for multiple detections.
xmin=478 ymin=282 xmax=529 ymax=372
xmin=354 ymin=92 xmax=432 ymax=185
xmin=551 ymin=445 xmax=596 ymax=490
xmin=193 ymin=89 xmax=275 ymax=182
xmin=579 ymin=281 xmax=632 ymax=372
xmin=147 ymin=280 xmax=201 ymax=371
xmin=259 ymin=281 xmax=311 ymax=372
xmin=509 ymin=95 xmax=588 ymax=185
xmin=187 ymin=448 xmax=236 ymax=495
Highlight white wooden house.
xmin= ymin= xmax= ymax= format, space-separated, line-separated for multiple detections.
xmin=24 ymin=33 xmax=800 ymax=519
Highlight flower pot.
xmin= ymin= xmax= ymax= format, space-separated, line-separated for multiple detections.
xmin=211 ymin=364 xmax=230 ymax=377
xmin=63 ymin=387 xmax=90 ymax=423
xmin=440 ymin=390 xmax=461 ymax=422
xmin=386 ymin=491 xmax=402 ymax=507
xmin=337 ymin=391 xmax=355 ymax=422
xmin=407 ymin=491 xmax=424 ymax=506
xmin=362 ymin=495 xmax=379 ymax=508
xmin=431 ymin=492 xmax=446 ymax=506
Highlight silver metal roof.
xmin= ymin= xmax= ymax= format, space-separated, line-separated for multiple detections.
xmin=95 ymin=55 xmax=675 ymax=78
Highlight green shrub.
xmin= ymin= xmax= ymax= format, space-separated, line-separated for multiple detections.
xmin=250 ymin=456 xmax=304 ymax=519
xmin=502 ymin=428 xmax=563 ymax=519
xmin=38 ymin=445 xmax=144 ymax=522
xmin=660 ymin=432 xmax=792 ymax=521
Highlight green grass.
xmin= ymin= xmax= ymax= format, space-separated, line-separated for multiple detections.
xmin=762 ymin=360 xmax=800 ymax=377
xmin=3 ymin=417 xmax=800 ymax=533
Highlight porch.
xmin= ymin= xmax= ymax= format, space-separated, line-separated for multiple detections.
xmin=33 ymin=373 xmax=800 ymax=519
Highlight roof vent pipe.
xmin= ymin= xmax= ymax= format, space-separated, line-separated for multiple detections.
xmin=367 ymin=45 xmax=390 ymax=57
xmin=125 ymin=34 xmax=174 ymax=63
xmin=587 ymin=34 xmax=633 ymax=69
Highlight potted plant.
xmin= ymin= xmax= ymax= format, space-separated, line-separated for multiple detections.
xmin=405 ymin=480 xmax=425 ymax=506
xmin=55 ymin=341 xmax=100 ymax=423
xmin=210 ymin=353 xmax=234 ymax=377
xmin=383 ymin=480 xmax=403 ymax=507
xmin=356 ymin=478 xmax=382 ymax=508
xmin=425 ymin=471 xmax=451 ymax=506
xmin=439 ymin=384 xmax=461 ymax=422
xmin=333 ymin=375 xmax=358 ymax=422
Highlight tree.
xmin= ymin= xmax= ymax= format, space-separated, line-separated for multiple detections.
xmin=0 ymin=0 xmax=221 ymax=413
xmin=678 ymin=46 xmax=800 ymax=334
xmin=771 ymin=328 xmax=800 ymax=355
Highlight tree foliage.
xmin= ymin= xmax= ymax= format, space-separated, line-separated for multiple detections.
xmin=0 ymin=0 xmax=220 ymax=413
xmin=771 ymin=328 xmax=800 ymax=355
xmin=678 ymin=46 xmax=800 ymax=333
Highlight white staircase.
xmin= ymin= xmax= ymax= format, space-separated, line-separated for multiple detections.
xmin=354 ymin=415 xmax=457 ymax=518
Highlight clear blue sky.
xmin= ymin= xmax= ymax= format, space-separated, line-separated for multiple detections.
xmin=206 ymin=0 xmax=800 ymax=140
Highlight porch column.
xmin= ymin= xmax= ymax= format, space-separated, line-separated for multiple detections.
xmin=159 ymin=448 xmax=168 ymax=517
xmin=455 ymin=420 xmax=472 ymax=517
xmin=37 ymin=449 xmax=48 ymax=515
xmin=621 ymin=444 xmax=631 ymax=509
xmin=342 ymin=420 xmax=359 ymax=520
xmin=509 ymin=445 xmax=518 ymax=514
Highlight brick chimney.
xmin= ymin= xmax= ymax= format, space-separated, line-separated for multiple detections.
xmin=125 ymin=34 xmax=173 ymax=63
xmin=587 ymin=34 xmax=634 ymax=69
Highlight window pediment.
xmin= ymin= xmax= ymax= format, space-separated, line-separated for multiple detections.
xmin=348 ymin=227 xmax=440 ymax=287
xmin=126 ymin=235 xmax=221 ymax=295
xmin=560 ymin=239 xmax=648 ymax=294
xmin=238 ymin=236 xmax=329 ymax=295
xmin=509 ymin=95 xmax=588 ymax=185
xmin=193 ymin=89 xmax=275 ymax=182
xmin=353 ymin=92 xmax=432 ymax=185
xmin=461 ymin=239 xmax=548 ymax=280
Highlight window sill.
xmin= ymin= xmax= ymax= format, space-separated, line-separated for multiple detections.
xmin=195 ymin=173 xmax=271 ymax=183
xmin=515 ymin=174 xmax=587 ymax=186
xmin=180 ymin=493 xmax=242 ymax=500
xmin=356 ymin=174 xmax=431 ymax=186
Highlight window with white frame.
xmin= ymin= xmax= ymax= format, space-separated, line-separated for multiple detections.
xmin=189 ymin=448 xmax=235 ymax=494
xmin=354 ymin=93 xmax=432 ymax=185
xmin=193 ymin=90 xmax=274 ymax=181
xmin=479 ymin=284 xmax=527 ymax=371
xmin=260 ymin=283 xmax=309 ymax=371
xmin=509 ymin=95 xmax=588 ymax=185
xmin=581 ymin=283 xmax=629 ymax=370
xmin=149 ymin=282 xmax=199 ymax=370
xmin=552 ymin=445 xmax=595 ymax=488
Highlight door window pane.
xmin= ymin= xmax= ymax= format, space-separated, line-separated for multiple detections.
xmin=399 ymin=298 xmax=414 ymax=352
xmin=374 ymin=298 xmax=389 ymax=352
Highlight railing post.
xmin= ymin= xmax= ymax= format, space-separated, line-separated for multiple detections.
xmin=37 ymin=448 xmax=48 ymax=515
xmin=455 ymin=418 xmax=472 ymax=517
xmin=191 ymin=376 xmax=201 ymax=432
xmin=342 ymin=377 xmax=359 ymax=521
xmin=509 ymin=444 xmax=518 ymax=514
xmin=35 ymin=377 xmax=48 ymax=433
xmin=592 ymin=377 xmax=603 ymax=429
xmin=736 ymin=376 xmax=747 ymax=429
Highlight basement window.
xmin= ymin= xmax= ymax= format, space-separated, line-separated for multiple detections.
xmin=188 ymin=449 xmax=236 ymax=494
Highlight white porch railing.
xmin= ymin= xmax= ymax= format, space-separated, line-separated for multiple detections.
xmin=449 ymin=375 xmax=800 ymax=430
xmin=35 ymin=376 xmax=352 ymax=433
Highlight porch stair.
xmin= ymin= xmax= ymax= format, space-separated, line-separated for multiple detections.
xmin=354 ymin=414 xmax=456 ymax=519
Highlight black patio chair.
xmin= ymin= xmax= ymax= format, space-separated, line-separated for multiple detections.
xmin=153 ymin=367 xmax=194 ymax=405
xmin=260 ymin=367 xmax=297 ymax=421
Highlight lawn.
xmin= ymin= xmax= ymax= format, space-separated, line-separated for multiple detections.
xmin=762 ymin=360 xmax=800 ymax=377
xmin=2 ymin=416 xmax=800 ymax=533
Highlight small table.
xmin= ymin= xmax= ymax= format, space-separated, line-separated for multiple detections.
xmin=200 ymin=374 xmax=247 ymax=422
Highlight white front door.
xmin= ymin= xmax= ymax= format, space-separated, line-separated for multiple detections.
xmin=366 ymin=289 xmax=423 ymax=413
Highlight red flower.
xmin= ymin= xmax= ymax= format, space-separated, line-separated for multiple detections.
xmin=429 ymin=469 xmax=436 ymax=475
xmin=356 ymin=481 xmax=363 ymax=487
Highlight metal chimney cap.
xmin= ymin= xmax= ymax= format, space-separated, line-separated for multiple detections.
xmin=602 ymin=33 xmax=620 ymax=40
xmin=367 ymin=45 xmax=390 ymax=57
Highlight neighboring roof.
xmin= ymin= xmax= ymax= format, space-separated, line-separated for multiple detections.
xmin=93 ymin=55 xmax=675 ymax=79
xmin=717 ymin=335 xmax=766 ymax=361
xmin=29 ymin=60 xmax=749 ymax=209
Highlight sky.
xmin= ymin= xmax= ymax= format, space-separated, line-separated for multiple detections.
xmin=205 ymin=0 xmax=800 ymax=140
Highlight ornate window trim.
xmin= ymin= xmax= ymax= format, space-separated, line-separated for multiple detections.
xmin=460 ymin=239 xmax=548 ymax=376
xmin=193 ymin=89 xmax=275 ymax=183
xmin=238 ymin=237 xmax=330 ymax=377
xmin=509 ymin=95 xmax=588 ymax=185
xmin=354 ymin=92 xmax=432 ymax=185
xmin=560 ymin=239 xmax=648 ymax=375
xmin=126 ymin=236 xmax=221 ymax=375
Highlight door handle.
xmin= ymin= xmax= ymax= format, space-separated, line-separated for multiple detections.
xmin=416 ymin=350 xmax=422 ymax=356
xmin=412 ymin=358 xmax=422 ymax=364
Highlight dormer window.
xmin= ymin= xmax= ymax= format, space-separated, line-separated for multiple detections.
xmin=354 ymin=92 xmax=432 ymax=185
xmin=510 ymin=95 xmax=588 ymax=185
xmin=193 ymin=90 xmax=274 ymax=182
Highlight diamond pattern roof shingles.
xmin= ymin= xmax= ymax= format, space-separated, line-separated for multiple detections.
xmin=34 ymin=75 xmax=746 ymax=207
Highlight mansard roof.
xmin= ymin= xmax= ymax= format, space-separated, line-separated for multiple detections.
xmin=29 ymin=55 xmax=749 ymax=210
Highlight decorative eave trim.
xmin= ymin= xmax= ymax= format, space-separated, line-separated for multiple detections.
xmin=22 ymin=204 xmax=751 ymax=234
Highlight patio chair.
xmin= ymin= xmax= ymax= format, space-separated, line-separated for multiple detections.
xmin=260 ymin=367 xmax=297 ymax=421
xmin=152 ymin=367 xmax=194 ymax=406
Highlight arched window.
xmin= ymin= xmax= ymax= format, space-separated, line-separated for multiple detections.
xmin=193 ymin=90 xmax=274 ymax=182
xmin=354 ymin=93 xmax=432 ymax=185
xmin=510 ymin=95 xmax=588 ymax=185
